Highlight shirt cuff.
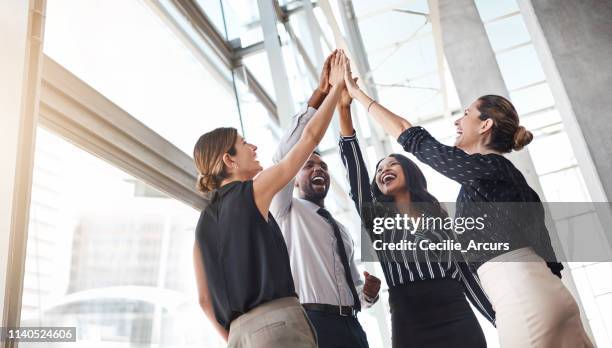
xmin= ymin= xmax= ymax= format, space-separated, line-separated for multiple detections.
xmin=293 ymin=105 xmax=317 ymax=132
xmin=339 ymin=130 xmax=357 ymax=141
xmin=359 ymin=290 xmax=379 ymax=308
xmin=305 ymin=105 xmax=317 ymax=117
xmin=397 ymin=126 xmax=425 ymax=148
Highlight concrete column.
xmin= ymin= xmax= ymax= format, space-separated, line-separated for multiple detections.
xmin=518 ymin=0 xmax=612 ymax=202
xmin=438 ymin=0 xmax=544 ymax=197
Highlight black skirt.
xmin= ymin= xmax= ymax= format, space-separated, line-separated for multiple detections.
xmin=389 ymin=278 xmax=487 ymax=348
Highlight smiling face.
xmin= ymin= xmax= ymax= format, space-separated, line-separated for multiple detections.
xmin=454 ymin=99 xmax=496 ymax=154
xmin=226 ymin=135 xmax=262 ymax=180
xmin=295 ymin=153 xmax=330 ymax=203
xmin=375 ymin=156 xmax=407 ymax=196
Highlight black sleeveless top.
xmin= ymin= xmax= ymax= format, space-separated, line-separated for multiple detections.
xmin=195 ymin=180 xmax=297 ymax=330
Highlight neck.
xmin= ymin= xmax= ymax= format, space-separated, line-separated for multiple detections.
xmin=461 ymin=140 xmax=502 ymax=156
xmin=394 ymin=191 xmax=418 ymax=216
xmin=304 ymin=196 xmax=325 ymax=208
xmin=393 ymin=190 xmax=411 ymax=205
xmin=220 ymin=173 xmax=248 ymax=187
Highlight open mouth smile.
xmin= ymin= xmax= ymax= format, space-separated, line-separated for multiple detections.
xmin=381 ymin=172 xmax=396 ymax=185
xmin=311 ymin=175 xmax=327 ymax=186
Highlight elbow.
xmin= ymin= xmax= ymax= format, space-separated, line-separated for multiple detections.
xmin=398 ymin=119 xmax=411 ymax=135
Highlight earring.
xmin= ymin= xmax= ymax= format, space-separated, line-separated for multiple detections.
xmin=233 ymin=163 xmax=238 ymax=169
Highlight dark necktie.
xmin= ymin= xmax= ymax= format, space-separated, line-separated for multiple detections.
xmin=317 ymin=207 xmax=361 ymax=312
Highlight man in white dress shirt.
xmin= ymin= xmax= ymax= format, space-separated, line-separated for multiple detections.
xmin=270 ymin=52 xmax=381 ymax=348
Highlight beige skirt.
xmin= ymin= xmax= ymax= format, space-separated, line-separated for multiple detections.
xmin=228 ymin=297 xmax=318 ymax=348
xmin=477 ymin=248 xmax=593 ymax=348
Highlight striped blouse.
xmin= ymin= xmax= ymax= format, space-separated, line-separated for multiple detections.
xmin=339 ymin=132 xmax=496 ymax=325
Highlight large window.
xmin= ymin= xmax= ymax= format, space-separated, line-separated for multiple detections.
xmin=22 ymin=128 xmax=221 ymax=347
xmin=44 ymin=0 xmax=241 ymax=155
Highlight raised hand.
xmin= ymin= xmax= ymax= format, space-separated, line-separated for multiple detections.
xmin=318 ymin=51 xmax=335 ymax=94
xmin=344 ymin=59 xmax=360 ymax=98
xmin=339 ymin=77 xmax=358 ymax=107
xmin=328 ymin=50 xmax=347 ymax=87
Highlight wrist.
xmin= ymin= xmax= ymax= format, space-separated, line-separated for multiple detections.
xmin=364 ymin=292 xmax=379 ymax=303
xmin=338 ymin=103 xmax=352 ymax=110
xmin=329 ymin=84 xmax=342 ymax=93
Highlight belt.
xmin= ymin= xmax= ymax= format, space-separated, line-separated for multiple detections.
xmin=302 ymin=303 xmax=358 ymax=317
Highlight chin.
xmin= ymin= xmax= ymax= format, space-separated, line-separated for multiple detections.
xmin=306 ymin=191 xmax=327 ymax=202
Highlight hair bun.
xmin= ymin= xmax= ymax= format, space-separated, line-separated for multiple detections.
xmin=512 ymin=126 xmax=533 ymax=151
xmin=196 ymin=173 xmax=220 ymax=193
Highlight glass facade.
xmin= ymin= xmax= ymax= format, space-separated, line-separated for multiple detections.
xmin=22 ymin=128 xmax=222 ymax=347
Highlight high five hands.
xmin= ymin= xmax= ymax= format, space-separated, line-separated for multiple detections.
xmin=343 ymin=57 xmax=361 ymax=99
xmin=328 ymin=49 xmax=348 ymax=88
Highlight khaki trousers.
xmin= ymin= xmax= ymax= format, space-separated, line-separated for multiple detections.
xmin=478 ymin=248 xmax=593 ymax=348
xmin=228 ymin=297 xmax=318 ymax=348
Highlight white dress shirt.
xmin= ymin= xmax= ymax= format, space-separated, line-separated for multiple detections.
xmin=270 ymin=105 xmax=377 ymax=309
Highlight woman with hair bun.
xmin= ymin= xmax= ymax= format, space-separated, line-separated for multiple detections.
xmin=192 ymin=50 xmax=348 ymax=348
xmin=343 ymin=60 xmax=593 ymax=347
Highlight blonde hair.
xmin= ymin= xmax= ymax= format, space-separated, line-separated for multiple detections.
xmin=193 ymin=127 xmax=238 ymax=193
xmin=477 ymin=95 xmax=533 ymax=152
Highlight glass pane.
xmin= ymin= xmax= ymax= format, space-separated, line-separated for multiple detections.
xmin=194 ymin=0 xmax=226 ymax=36
xmin=539 ymin=166 xmax=591 ymax=202
xmin=21 ymin=128 xmax=222 ymax=347
xmin=528 ymin=130 xmax=578 ymax=175
xmin=484 ymin=14 xmax=530 ymax=52
xmin=241 ymin=50 xmax=276 ymax=102
xmin=218 ymin=0 xmax=263 ymax=45
xmin=368 ymin=32 xmax=436 ymax=84
xmin=232 ymin=67 xmax=280 ymax=169
xmin=44 ymin=0 xmax=241 ymax=155
xmin=377 ymin=74 xmax=443 ymax=121
xmin=510 ymin=82 xmax=555 ymax=115
xmin=474 ymin=0 xmax=519 ymax=22
xmin=496 ymin=44 xmax=546 ymax=90
xmin=359 ymin=7 xmax=431 ymax=53
xmin=353 ymin=0 xmax=429 ymax=19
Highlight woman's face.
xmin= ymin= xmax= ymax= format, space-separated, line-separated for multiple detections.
xmin=229 ymin=135 xmax=262 ymax=179
xmin=375 ymin=156 xmax=406 ymax=196
xmin=454 ymin=100 xmax=485 ymax=152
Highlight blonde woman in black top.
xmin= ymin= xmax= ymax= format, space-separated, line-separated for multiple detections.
xmin=192 ymin=50 xmax=348 ymax=348
xmin=342 ymin=62 xmax=593 ymax=347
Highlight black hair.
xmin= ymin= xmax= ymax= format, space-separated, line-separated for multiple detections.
xmin=371 ymin=154 xmax=447 ymax=218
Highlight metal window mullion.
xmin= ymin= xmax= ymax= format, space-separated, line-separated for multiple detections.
xmin=3 ymin=1 xmax=47 ymax=346
xmin=257 ymin=0 xmax=296 ymax=127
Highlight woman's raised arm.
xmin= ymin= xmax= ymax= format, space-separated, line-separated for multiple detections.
xmin=252 ymin=51 xmax=347 ymax=219
xmin=343 ymin=60 xmax=412 ymax=139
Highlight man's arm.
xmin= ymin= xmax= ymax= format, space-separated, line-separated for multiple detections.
xmin=270 ymin=53 xmax=334 ymax=218
xmin=269 ymin=105 xmax=318 ymax=218
xmin=351 ymin=263 xmax=380 ymax=308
